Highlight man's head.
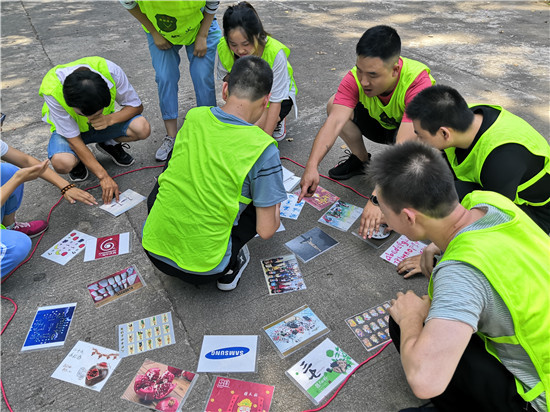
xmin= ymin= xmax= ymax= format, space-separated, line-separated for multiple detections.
xmin=63 ymin=68 xmax=110 ymax=117
xmin=368 ymin=141 xmax=458 ymax=239
xmin=355 ymin=25 xmax=401 ymax=97
xmin=406 ymin=85 xmax=474 ymax=149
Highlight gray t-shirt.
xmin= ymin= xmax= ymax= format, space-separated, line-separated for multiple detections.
xmin=427 ymin=204 xmax=545 ymax=412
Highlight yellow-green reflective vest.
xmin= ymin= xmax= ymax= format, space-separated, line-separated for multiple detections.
xmin=137 ymin=1 xmax=205 ymax=45
xmin=217 ymin=36 xmax=297 ymax=96
xmin=142 ymin=107 xmax=276 ymax=272
xmin=351 ymin=57 xmax=435 ymax=130
xmin=429 ymin=190 xmax=550 ymax=407
xmin=39 ymin=56 xmax=116 ymax=134
xmin=444 ymin=105 xmax=550 ymax=207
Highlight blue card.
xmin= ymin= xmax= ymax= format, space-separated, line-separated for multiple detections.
xmin=21 ymin=303 xmax=77 ymax=351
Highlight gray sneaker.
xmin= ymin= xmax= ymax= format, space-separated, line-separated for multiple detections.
xmin=273 ymin=118 xmax=286 ymax=141
xmin=155 ymin=135 xmax=175 ymax=162
xmin=217 ymin=245 xmax=250 ymax=291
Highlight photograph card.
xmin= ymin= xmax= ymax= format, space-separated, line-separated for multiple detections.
xmin=21 ymin=303 xmax=77 ymax=351
xmin=294 ymin=186 xmax=339 ymax=211
xmin=285 ymin=227 xmax=338 ymax=263
xmin=262 ymin=305 xmax=329 ymax=358
xmin=205 ymin=376 xmax=274 ymax=412
xmin=84 ymin=232 xmax=131 ymax=262
xmin=117 ymin=312 xmax=175 ymax=358
xmin=87 ymin=265 xmax=145 ymax=308
xmin=99 ymin=189 xmax=146 ymax=217
xmin=280 ymin=193 xmax=305 ymax=220
xmin=261 ymin=254 xmax=306 ymax=295
xmin=318 ymin=200 xmax=363 ymax=232
xmin=345 ymin=301 xmax=392 ymax=352
xmin=197 ymin=335 xmax=258 ymax=373
xmin=51 ymin=341 xmax=121 ymax=392
xmin=285 ymin=338 xmax=357 ymax=405
xmin=41 ymin=230 xmax=95 ymax=266
xmin=121 ymin=359 xmax=198 ymax=411
xmin=380 ymin=235 xmax=426 ymax=266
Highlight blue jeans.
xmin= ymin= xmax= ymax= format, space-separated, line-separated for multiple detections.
xmin=146 ymin=19 xmax=221 ymax=120
xmin=47 ymin=115 xmax=140 ymax=158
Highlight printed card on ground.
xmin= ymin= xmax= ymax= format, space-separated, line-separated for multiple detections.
xmin=282 ymin=166 xmax=301 ymax=193
xmin=345 ymin=301 xmax=392 ymax=351
xmin=41 ymin=230 xmax=95 ymax=266
xmin=99 ymin=189 xmax=146 ymax=217
xmin=285 ymin=227 xmax=339 ymax=263
xmin=318 ymin=200 xmax=363 ymax=232
xmin=380 ymin=234 xmax=426 ymax=266
xmin=294 ymin=186 xmax=339 ymax=211
xmin=87 ymin=265 xmax=145 ymax=308
xmin=205 ymin=377 xmax=274 ymax=412
xmin=286 ymin=338 xmax=357 ymax=405
xmin=84 ymin=232 xmax=131 ymax=262
xmin=280 ymin=193 xmax=305 ymax=220
xmin=351 ymin=224 xmax=393 ymax=249
xmin=121 ymin=359 xmax=198 ymax=411
xmin=262 ymin=305 xmax=329 ymax=358
xmin=51 ymin=341 xmax=121 ymax=392
xmin=261 ymin=254 xmax=306 ymax=295
xmin=117 ymin=312 xmax=175 ymax=358
xmin=21 ymin=303 xmax=76 ymax=351
xmin=197 ymin=335 xmax=258 ymax=373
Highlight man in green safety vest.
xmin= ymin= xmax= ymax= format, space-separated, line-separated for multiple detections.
xmin=369 ymin=141 xmax=549 ymax=411
xmin=142 ymin=56 xmax=286 ymax=291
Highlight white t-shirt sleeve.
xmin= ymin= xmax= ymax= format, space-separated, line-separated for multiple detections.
xmin=216 ymin=52 xmax=229 ymax=81
xmin=106 ymin=60 xmax=142 ymax=108
xmin=0 ymin=140 xmax=9 ymax=157
xmin=43 ymin=95 xmax=80 ymax=138
xmin=269 ymin=50 xmax=291 ymax=103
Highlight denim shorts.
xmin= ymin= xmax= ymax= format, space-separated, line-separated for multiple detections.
xmin=47 ymin=115 xmax=142 ymax=158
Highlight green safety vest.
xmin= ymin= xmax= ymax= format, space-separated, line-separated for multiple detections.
xmin=429 ymin=190 xmax=550 ymax=407
xmin=445 ymin=105 xmax=550 ymax=207
xmin=137 ymin=1 xmax=205 ymax=46
xmin=351 ymin=57 xmax=435 ymax=130
xmin=39 ymin=56 xmax=117 ymax=134
xmin=217 ymin=36 xmax=297 ymax=96
xmin=142 ymin=106 xmax=276 ymax=272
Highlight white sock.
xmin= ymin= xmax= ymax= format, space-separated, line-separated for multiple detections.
xmin=103 ymin=139 xmax=117 ymax=146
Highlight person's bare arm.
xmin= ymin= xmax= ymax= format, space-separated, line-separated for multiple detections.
xmin=395 ymin=121 xmax=417 ymax=144
xmin=193 ymin=11 xmax=215 ymax=57
xmin=256 ymin=204 xmax=281 ymax=239
xmin=0 ymin=161 xmax=49 ymax=207
xmin=126 ymin=6 xmax=172 ymax=50
xmin=87 ymin=105 xmax=143 ymax=131
xmin=298 ymin=104 xmax=353 ymax=201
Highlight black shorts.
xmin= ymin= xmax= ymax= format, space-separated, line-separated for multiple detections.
xmin=352 ymin=103 xmax=397 ymax=145
xmin=278 ymin=98 xmax=294 ymax=121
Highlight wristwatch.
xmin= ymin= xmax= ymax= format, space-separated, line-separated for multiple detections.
xmin=370 ymin=195 xmax=379 ymax=206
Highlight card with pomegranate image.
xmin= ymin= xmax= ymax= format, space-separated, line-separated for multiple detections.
xmin=121 ymin=359 xmax=198 ymax=411
xmin=204 ymin=377 xmax=274 ymax=412
xmin=118 ymin=312 xmax=175 ymax=358
xmin=84 ymin=232 xmax=131 ymax=262
xmin=51 ymin=341 xmax=121 ymax=392
xmin=87 ymin=265 xmax=146 ymax=308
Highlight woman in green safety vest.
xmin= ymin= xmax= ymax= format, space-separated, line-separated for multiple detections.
xmin=217 ymin=1 xmax=297 ymax=141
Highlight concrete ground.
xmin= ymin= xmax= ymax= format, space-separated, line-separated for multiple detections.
xmin=1 ymin=1 xmax=548 ymax=411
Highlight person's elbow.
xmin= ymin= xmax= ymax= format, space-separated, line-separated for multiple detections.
xmin=255 ymin=205 xmax=280 ymax=239
xmin=406 ymin=367 xmax=450 ymax=400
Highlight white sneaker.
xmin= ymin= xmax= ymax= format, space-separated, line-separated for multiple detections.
xmin=273 ymin=118 xmax=286 ymax=141
xmin=217 ymin=245 xmax=250 ymax=291
xmin=155 ymin=135 xmax=175 ymax=161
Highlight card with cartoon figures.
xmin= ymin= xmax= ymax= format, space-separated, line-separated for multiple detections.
xmin=121 ymin=359 xmax=198 ymax=411
xmin=51 ymin=341 xmax=121 ymax=392
xmin=21 ymin=303 xmax=77 ymax=351
xmin=205 ymin=376 xmax=275 ymax=412
xmin=318 ymin=200 xmax=363 ymax=232
xmin=345 ymin=301 xmax=392 ymax=351
xmin=294 ymin=186 xmax=339 ymax=211
xmin=41 ymin=230 xmax=95 ymax=266
xmin=84 ymin=232 xmax=131 ymax=262
xmin=261 ymin=254 xmax=306 ymax=295
xmin=285 ymin=338 xmax=357 ymax=405
xmin=280 ymin=193 xmax=305 ymax=220
xmin=262 ymin=305 xmax=329 ymax=358
xmin=117 ymin=312 xmax=176 ymax=358
xmin=86 ymin=265 xmax=146 ymax=308
xmin=99 ymin=189 xmax=146 ymax=217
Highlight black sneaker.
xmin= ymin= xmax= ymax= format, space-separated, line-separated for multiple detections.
xmin=328 ymin=150 xmax=371 ymax=180
xmin=69 ymin=161 xmax=88 ymax=182
xmin=95 ymin=142 xmax=135 ymax=167
xmin=217 ymin=245 xmax=250 ymax=291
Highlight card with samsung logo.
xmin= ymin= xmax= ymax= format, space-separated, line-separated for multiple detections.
xmin=197 ymin=335 xmax=258 ymax=373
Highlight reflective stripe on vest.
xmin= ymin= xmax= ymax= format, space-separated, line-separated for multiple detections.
xmin=351 ymin=57 xmax=435 ymax=130
xmin=142 ymin=107 xmax=276 ymax=272
xmin=428 ymin=190 xmax=550 ymax=407
xmin=137 ymin=1 xmax=205 ymax=45
xmin=38 ymin=56 xmax=117 ymax=134
xmin=444 ymin=105 xmax=550 ymax=207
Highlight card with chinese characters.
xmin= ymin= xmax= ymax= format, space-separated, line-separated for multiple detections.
xmin=99 ymin=189 xmax=146 ymax=217
xmin=204 ymin=377 xmax=274 ymax=412
xmin=117 ymin=312 xmax=175 ymax=357
xmin=84 ymin=232 xmax=131 ymax=262
xmin=86 ymin=265 xmax=145 ymax=308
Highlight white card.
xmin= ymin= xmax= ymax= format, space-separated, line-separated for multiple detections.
xmin=84 ymin=232 xmax=131 ymax=262
xmin=41 ymin=230 xmax=96 ymax=266
xmin=99 ymin=189 xmax=146 ymax=217
xmin=197 ymin=335 xmax=258 ymax=373
xmin=380 ymin=234 xmax=426 ymax=265
xmin=280 ymin=193 xmax=305 ymax=220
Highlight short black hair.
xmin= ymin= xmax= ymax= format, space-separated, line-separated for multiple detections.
xmin=356 ymin=25 xmax=401 ymax=64
xmin=63 ymin=69 xmax=110 ymax=116
xmin=368 ymin=141 xmax=458 ymax=218
xmin=227 ymin=55 xmax=273 ymax=101
xmin=223 ymin=1 xmax=268 ymax=50
xmin=406 ymin=85 xmax=474 ymax=135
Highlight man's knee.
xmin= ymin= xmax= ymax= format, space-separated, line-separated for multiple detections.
xmin=50 ymin=153 xmax=79 ymax=174
xmin=127 ymin=116 xmax=151 ymax=141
